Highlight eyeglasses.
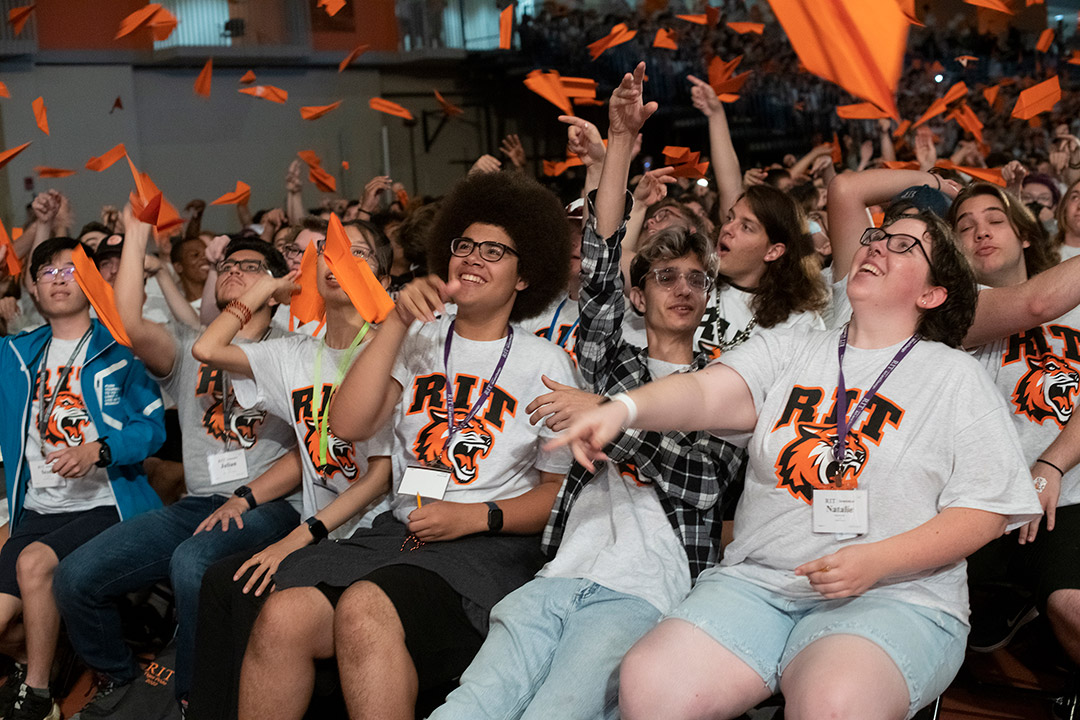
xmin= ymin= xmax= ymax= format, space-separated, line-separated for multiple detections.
xmin=315 ymin=239 xmax=374 ymax=263
xmin=450 ymin=237 xmax=519 ymax=262
xmin=36 ymin=266 xmax=76 ymax=284
xmin=216 ymin=259 xmax=270 ymax=275
xmin=646 ymin=268 xmax=713 ymax=293
xmin=280 ymin=244 xmax=303 ymax=260
xmin=860 ymin=227 xmax=935 ymax=272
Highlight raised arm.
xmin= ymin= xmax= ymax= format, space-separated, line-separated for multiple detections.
xmin=878 ymin=119 xmax=896 ymax=163
xmin=285 ymin=160 xmax=305 ymax=225
xmin=597 ymin=62 xmax=656 ymax=238
xmin=688 ymin=74 xmax=742 ymax=220
xmin=199 ymin=235 xmax=229 ymax=327
xmin=144 ymin=254 xmax=200 ymax=329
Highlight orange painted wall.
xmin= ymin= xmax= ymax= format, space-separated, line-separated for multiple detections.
xmin=35 ymin=0 xmax=153 ymax=51
xmin=311 ymin=0 xmax=398 ymax=52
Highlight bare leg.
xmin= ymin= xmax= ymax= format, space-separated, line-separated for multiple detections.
xmin=1048 ymin=589 xmax=1080 ymax=664
xmin=0 ymin=594 xmax=26 ymax=663
xmin=334 ymin=582 xmax=417 ymax=720
xmin=619 ymin=619 xmax=772 ymax=720
xmin=238 ymin=587 xmax=335 ymax=720
xmin=14 ymin=543 xmax=59 ymax=689
xmin=781 ymin=635 xmax=908 ymax=720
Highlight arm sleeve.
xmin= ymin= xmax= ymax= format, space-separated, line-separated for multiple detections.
xmin=108 ymin=356 xmax=167 ymax=467
xmin=235 ymin=338 xmax=292 ymax=421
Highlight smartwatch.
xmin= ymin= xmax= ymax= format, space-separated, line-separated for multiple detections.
xmin=95 ymin=438 xmax=112 ymax=468
xmin=485 ymin=501 xmax=503 ymax=534
xmin=306 ymin=516 xmax=329 ymax=543
xmin=233 ymin=485 xmax=257 ymax=510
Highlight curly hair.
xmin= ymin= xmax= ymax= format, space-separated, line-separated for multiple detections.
xmin=948 ymin=182 xmax=1059 ymax=279
xmin=426 ymin=172 xmax=570 ymax=322
xmin=395 ymin=203 xmax=440 ymax=271
xmin=736 ymin=185 xmax=827 ymax=327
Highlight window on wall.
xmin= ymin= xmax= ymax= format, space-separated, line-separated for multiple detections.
xmin=154 ymin=0 xmax=308 ymax=49
xmin=397 ymin=0 xmax=532 ymax=51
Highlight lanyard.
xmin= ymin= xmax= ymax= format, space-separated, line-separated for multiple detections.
xmin=833 ymin=325 xmax=919 ymax=483
xmin=312 ymin=324 xmax=370 ymax=467
xmin=442 ymin=320 xmax=513 ymax=464
xmin=544 ymin=298 xmax=580 ymax=348
xmin=37 ymin=329 xmax=92 ymax=453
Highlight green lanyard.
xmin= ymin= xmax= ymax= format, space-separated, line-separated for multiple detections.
xmin=312 ymin=323 xmax=369 ymax=467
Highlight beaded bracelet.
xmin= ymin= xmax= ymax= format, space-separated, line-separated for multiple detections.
xmin=225 ymin=300 xmax=253 ymax=327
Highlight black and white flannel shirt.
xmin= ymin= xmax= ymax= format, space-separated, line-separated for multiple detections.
xmin=540 ymin=191 xmax=745 ymax=580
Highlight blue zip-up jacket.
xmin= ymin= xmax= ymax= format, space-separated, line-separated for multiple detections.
xmin=1 ymin=320 xmax=165 ymax=529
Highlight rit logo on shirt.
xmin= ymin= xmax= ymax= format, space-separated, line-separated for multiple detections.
xmin=291 ymin=384 xmax=359 ymax=483
xmin=195 ymin=365 xmax=266 ymax=449
xmin=36 ymin=365 xmax=91 ymax=447
xmin=1002 ymin=326 xmax=1080 ymax=429
xmin=771 ymin=386 xmax=905 ymax=504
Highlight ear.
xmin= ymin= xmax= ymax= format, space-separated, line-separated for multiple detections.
xmin=763 ymin=243 xmax=786 ymax=263
xmin=380 ymin=274 xmax=391 ymax=290
xmin=917 ymin=285 xmax=947 ymax=311
xmin=515 ymin=276 xmax=529 ymax=292
xmin=628 ymin=285 xmax=647 ymax=314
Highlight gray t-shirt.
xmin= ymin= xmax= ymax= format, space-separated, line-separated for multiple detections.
xmin=154 ymin=323 xmax=296 ymax=497
xmin=515 ymin=293 xmax=580 ymax=364
xmin=720 ymin=326 xmax=1041 ymax=623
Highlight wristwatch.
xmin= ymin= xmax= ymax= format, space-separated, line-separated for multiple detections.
xmin=95 ymin=438 xmax=112 ymax=468
xmin=485 ymin=501 xmax=503 ymax=534
xmin=233 ymin=485 xmax=257 ymax=510
xmin=1034 ymin=476 xmax=1048 ymax=494
xmin=306 ymin=516 xmax=329 ymax=543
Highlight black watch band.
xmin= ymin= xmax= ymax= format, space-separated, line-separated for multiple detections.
xmin=485 ymin=501 xmax=503 ymax=534
xmin=233 ymin=485 xmax=257 ymax=510
xmin=95 ymin=438 xmax=112 ymax=468
xmin=306 ymin=516 xmax=329 ymax=543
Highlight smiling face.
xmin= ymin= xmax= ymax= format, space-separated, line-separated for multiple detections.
xmin=629 ymin=253 xmax=710 ymax=337
xmin=953 ymin=193 xmax=1028 ymax=288
xmin=847 ymin=217 xmax=940 ymax=312
xmin=173 ymin=238 xmax=211 ymax=284
xmin=448 ymin=222 xmax=527 ymax=315
xmin=716 ymin=197 xmax=785 ymax=288
xmin=31 ymin=249 xmax=90 ymax=319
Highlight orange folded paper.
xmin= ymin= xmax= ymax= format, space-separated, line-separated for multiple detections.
xmin=434 ymin=90 xmax=465 ymax=117
xmin=499 ymin=4 xmax=514 ymax=49
xmin=955 ymin=55 xmax=979 ymax=67
xmin=883 ymin=160 xmax=919 ymax=170
xmin=32 ymin=96 xmax=48 ymax=135
xmin=912 ymin=81 xmax=967 ymax=128
xmin=116 ymin=4 xmax=177 ymax=42
xmin=239 ymin=70 xmax=256 ymax=84
xmin=836 ymin=102 xmax=891 ymax=119
xmin=289 ymin=243 xmax=325 ymax=327
xmin=946 ymin=102 xmax=984 ymax=144
xmin=963 ymin=0 xmax=1013 ymax=12
xmin=893 ymin=119 xmax=911 ymax=139
xmin=653 ymin=28 xmax=677 ymax=49
xmin=72 ymin=245 xmax=131 ymax=347
xmin=727 ymin=21 xmax=764 ymax=34
xmin=297 ymin=150 xmax=322 ymax=169
xmin=676 ymin=13 xmax=710 ymax=24
xmin=0 ymin=141 xmax=31 ymax=170
xmin=110 ymin=96 xmax=123 ymax=113
xmin=524 ymin=70 xmax=572 ymax=115
xmin=662 ymin=147 xmax=710 ymax=179
xmin=770 ymin=0 xmax=907 ymax=119
xmin=210 ymin=181 xmax=251 ymax=206
xmin=0 ymin=219 xmax=22 ymax=277
xmin=0 ymin=82 xmax=8 ymax=99
xmin=982 ymin=82 xmax=1002 ymax=107
xmin=85 ymin=143 xmax=127 ymax=172
xmin=1037 ymin=28 xmax=1054 ymax=53
xmin=707 ymin=55 xmax=750 ymax=101
xmin=1069 ymin=50 xmax=1080 ymax=66
xmin=936 ymin=160 xmax=1004 ymax=186
xmin=35 ymin=166 xmax=75 ymax=178
xmin=194 ymin=57 xmax=212 ymax=98
xmin=8 ymin=5 xmax=33 ymax=35
xmin=542 ymin=157 xmax=583 ymax=177
xmin=309 ymin=165 xmax=337 ymax=193
xmin=338 ymin=44 xmax=370 ymax=72
xmin=369 ymin=97 xmax=413 ymax=121
xmin=317 ymin=0 xmax=345 ymax=16
xmin=126 ymin=155 xmax=183 ymax=234
xmin=831 ymin=133 xmax=843 ymax=165
xmin=239 ymin=85 xmax=288 ymax=104
xmin=341 ymin=160 xmax=349 ymax=170
xmin=1011 ymin=76 xmax=1060 ymax=120
xmin=323 ymin=214 xmax=395 ymax=324
xmin=1027 ymin=0 xmax=1043 ymax=4
xmin=587 ymin=23 xmax=636 ymax=60
xmin=300 ymin=101 xmax=343 ymax=120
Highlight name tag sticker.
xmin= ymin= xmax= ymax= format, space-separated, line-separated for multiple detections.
xmin=29 ymin=459 xmax=64 ymax=489
xmin=398 ymin=465 xmax=451 ymax=501
xmin=208 ymin=450 xmax=249 ymax=486
xmin=812 ymin=489 xmax=868 ymax=535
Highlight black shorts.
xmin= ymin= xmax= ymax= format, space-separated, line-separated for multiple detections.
xmin=0 ymin=506 xmax=120 ymax=597
xmin=318 ymin=564 xmax=484 ymax=690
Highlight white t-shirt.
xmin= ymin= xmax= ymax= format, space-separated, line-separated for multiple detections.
xmin=970 ymin=300 xmax=1080 ymax=508
xmin=388 ymin=315 xmax=576 ymax=523
xmin=234 ymin=333 xmax=393 ymax=539
xmin=1059 ymin=244 xmax=1080 ymax=263
xmin=515 ymin=293 xmax=580 ymax=363
xmin=24 ymin=336 xmax=113 ymax=513
xmin=537 ymin=359 xmax=692 ymax=614
xmin=720 ymin=327 xmax=1041 ymax=623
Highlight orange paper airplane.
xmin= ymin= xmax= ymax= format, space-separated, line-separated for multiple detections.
xmin=653 ymin=28 xmax=677 ymax=49
xmin=1027 ymin=0 xmax=1043 ymax=4
xmin=369 ymin=97 xmax=413 ymax=121
xmin=836 ymin=102 xmax=891 ymax=119
xmin=662 ymin=146 xmax=710 ymax=179
xmin=524 ymin=70 xmax=573 ymax=115
xmin=300 ymin=101 xmax=343 ymax=120
xmin=297 ymin=150 xmax=322 ymax=169
xmin=587 ymin=23 xmax=636 ymax=60
xmin=323 ymin=214 xmax=395 ymax=323
xmin=317 ymin=0 xmax=345 ymax=16
xmin=912 ymin=81 xmax=967 ymax=128
xmin=309 ymin=165 xmax=337 ymax=193
xmin=983 ymin=82 xmax=1002 ymax=106
xmin=0 ymin=219 xmax=21 ymax=277
xmin=707 ymin=56 xmax=751 ymax=102
xmin=239 ymin=85 xmax=288 ymax=104
xmin=341 ymin=160 xmax=349 ymax=170
xmin=1037 ymin=28 xmax=1054 ymax=53
xmin=32 ymin=96 xmax=47 ymax=135
xmin=499 ymin=4 xmax=514 ymax=49
xmin=893 ymin=119 xmax=912 ymax=139
xmin=0 ymin=82 xmax=8 ymax=99
xmin=963 ymin=0 xmax=1013 ymax=12
xmin=338 ymin=44 xmax=370 ymax=72
xmin=289 ymin=243 xmax=325 ymax=327
xmin=769 ymin=0 xmax=907 ymax=119
xmin=0 ymin=141 xmax=31 ymax=170
xmin=72 ymin=245 xmax=131 ymax=346
xmin=895 ymin=0 xmax=924 ymax=25
xmin=955 ymin=55 xmax=979 ymax=67
xmin=676 ymin=8 xmax=720 ymax=25
xmin=126 ymin=155 xmax=183 ymax=234
xmin=434 ymin=90 xmax=464 ymax=117
xmin=210 ymin=181 xmax=251 ymax=206
xmin=85 ymin=143 xmax=127 ymax=172
xmin=936 ymin=159 xmax=1004 ymax=186
xmin=239 ymin=70 xmax=256 ymax=84
xmin=946 ymin=102 xmax=984 ymax=144
xmin=194 ymin=57 xmax=212 ymax=98
xmin=8 ymin=5 xmax=33 ymax=35
xmin=35 ymin=166 xmax=75 ymax=178
xmin=116 ymin=4 xmax=178 ymax=42
xmin=1011 ymin=76 xmax=1060 ymax=120
xmin=727 ymin=21 xmax=764 ymax=34
xmin=110 ymin=96 xmax=123 ymax=113
xmin=1069 ymin=50 xmax=1080 ymax=66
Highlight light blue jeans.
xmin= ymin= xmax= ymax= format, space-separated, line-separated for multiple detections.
xmin=429 ymin=576 xmax=661 ymax=720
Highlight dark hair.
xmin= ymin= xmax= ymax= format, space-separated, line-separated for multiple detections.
xmin=627 ymin=227 xmax=717 ymax=315
xmin=643 ymin=198 xmax=707 ymax=237
xmin=222 ymin=238 xmax=289 ymax=279
xmin=736 ymin=185 xmax=827 ymax=327
xmin=888 ymin=211 xmax=977 ymax=348
xmin=395 ymin=203 xmax=439 ymax=271
xmin=30 ymin=237 xmax=84 ymax=280
xmin=1055 ymin=177 xmax=1080 ymax=247
xmin=303 ymin=217 xmax=329 ymax=234
xmin=764 ymin=167 xmax=792 ymax=188
xmin=426 ymin=172 xmax=569 ymax=322
xmin=78 ymin=221 xmax=111 ymax=240
xmin=343 ymin=219 xmax=393 ymax=277
xmin=1022 ymin=173 xmax=1061 ymax=208
xmin=170 ymin=235 xmax=205 ymax=265
xmin=788 ymin=182 xmax=820 ymax=216
xmin=948 ymin=182 xmax=1059 ymax=278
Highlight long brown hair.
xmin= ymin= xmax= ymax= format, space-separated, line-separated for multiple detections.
xmin=948 ymin=182 xmax=1059 ymax=278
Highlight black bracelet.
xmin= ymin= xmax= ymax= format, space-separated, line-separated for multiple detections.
xmin=233 ymin=485 xmax=258 ymax=510
xmin=1036 ymin=458 xmax=1065 ymax=476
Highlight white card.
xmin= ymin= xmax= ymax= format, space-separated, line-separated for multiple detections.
xmin=812 ymin=489 xmax=869 ymax=535
xmin=29 ymin=459 xmax=64 ymax=489
xmin=398 ymin=465 xmax=451 ymax=501
xmin=208 ymin=450 xmax=249 ymax=486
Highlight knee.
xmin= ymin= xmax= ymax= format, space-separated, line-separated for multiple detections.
xmin=1048 ymin=589 xmax=1080 ymax=626
xmin=334 ymin=582 xmax=401 ymax=648
xmin=250 ymin=588 xmax=325 ymax=654
xmin=785 ymin=683 xmax=870 ymax=720
xmin=169 ymin=544 xmax=212 ymax=601
xmin=15 ymin=542 xmax=59 ymax=590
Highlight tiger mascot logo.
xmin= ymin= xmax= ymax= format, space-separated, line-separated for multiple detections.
xmin=617 ymin=461 xmax=652 ymax=487
xmin=203 ymin=399 xmax=266 ymax=449
xmin=44 ymin=393 xmax=91 ymax=446
xmin=1012 ymin=352 xmax=1080 ymax=428
xmin=413 ymin=407 xmax=493 ymax=485
xmin=301 ymin=418 xmax=358 ymax=481
xmin=775 ymin=422 xmax=869 ymax=504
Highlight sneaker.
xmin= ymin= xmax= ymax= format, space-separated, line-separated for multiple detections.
xmin=0 ymin=664 xmax=28 ymax=720
xmin=968 ymin=599 xmax=1039 ymax=653
xmin=1052 ymin=692 xmax=1079 ymax=720
xmin=71 ymin=675 xmax=133 ymax=720
xmin=9 ymin=685 xmax=59 ymax=720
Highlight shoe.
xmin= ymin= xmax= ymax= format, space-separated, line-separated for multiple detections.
xmin=71 ymin=675 xmax=132 ymax=720
xmin=1052 ymin=692 xmax=1079 ymax=720
xmin=9 ymin=685 xmax=59 ymax=720
xmin=968 ymin=599 xmax=1039 ymax=653
xmin=0 ymin=664 xmax=28 ymax=720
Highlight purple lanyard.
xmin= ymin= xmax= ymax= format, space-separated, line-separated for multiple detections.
xmin=834 ymin=325 xmax=919 ymax=481
xmin=442 ymin=320 xmax=513 ymax=451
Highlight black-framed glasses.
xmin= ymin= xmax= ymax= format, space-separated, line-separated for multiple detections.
xmin=315 ymin=238 xmax=374 ymax=263
xmin=217 ymin=259 xmax=270 ymax=275
xmin=647 ymin=268 xmax=713 ymax=293
xmin=280 ymin=243 xmax=303 ymax=260
xmin=450 ymin=237 xmax=519 ymax=262
xmin=36 ymin=265 xmax=76 ymax=284
xmin=860 ymin=227 xmax=935 ymax=272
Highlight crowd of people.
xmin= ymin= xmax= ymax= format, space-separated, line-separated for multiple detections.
xmin=0 ymin=6 xmax=1080 ymax=720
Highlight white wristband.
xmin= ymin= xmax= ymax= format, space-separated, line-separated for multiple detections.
xmin=610 ymin=392 xmax=638 ymax=428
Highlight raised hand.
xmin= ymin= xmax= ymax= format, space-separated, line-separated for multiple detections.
xmin=394 ymin=275 xmax=460 ymax=325
xmin=687 ymin=74 xmax=722 ymax=117
xmin=500 ymin=134 xmax=527 ymax=169
xmin=469 ymin=154 xmax=502 ymax=176
xmin=558 ymin=115 xmax=606 ymax=168
xmin=633 ymin=166 xmax=677 ymax=207
xmin=608 ymin=62 xmax=658 ymax=139
xmin=361 ymin=175 xmax=392 ymax=213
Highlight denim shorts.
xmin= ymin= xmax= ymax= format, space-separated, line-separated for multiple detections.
xmin=667 ymin=567 xmax=967 ymax=718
